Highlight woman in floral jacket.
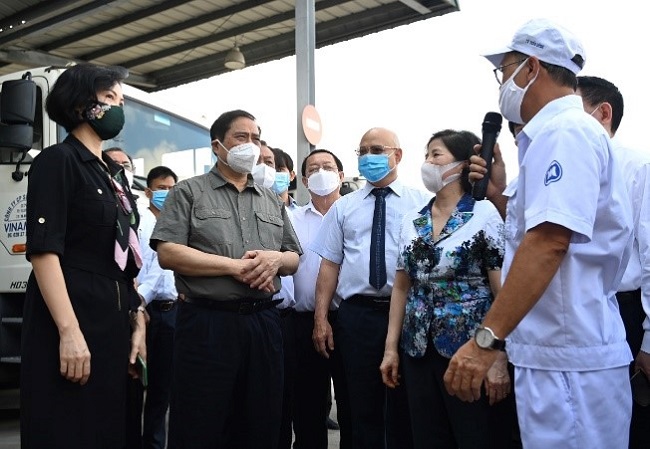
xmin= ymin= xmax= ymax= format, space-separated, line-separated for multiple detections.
xmin=380 ymin=129 xmax=517 ymax=449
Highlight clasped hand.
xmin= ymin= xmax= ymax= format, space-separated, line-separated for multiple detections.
xmin=234 ymin=250 xmax=282 ymax=293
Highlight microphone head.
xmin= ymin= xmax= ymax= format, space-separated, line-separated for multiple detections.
xmin=482 ymin=112 xmax=503 ymax=133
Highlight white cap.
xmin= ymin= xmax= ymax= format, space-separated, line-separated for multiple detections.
xmin=482 ymin=18 xmax=586 ymax=75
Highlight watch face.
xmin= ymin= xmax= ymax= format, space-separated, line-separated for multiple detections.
xmin=475 ymin=328 xmax=493 ymax=348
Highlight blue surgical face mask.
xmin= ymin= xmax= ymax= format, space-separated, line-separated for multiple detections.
xmin=151 ymin=190 xmax=169 ymax=210
xmin=272 ymin=172 xmax=291 ymax=194
xmin=358 ymin=152 xmax=395 ymax=183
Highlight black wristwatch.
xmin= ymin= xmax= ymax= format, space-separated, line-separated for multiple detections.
xmin=474 ymin=326 xmax=506 ymax=351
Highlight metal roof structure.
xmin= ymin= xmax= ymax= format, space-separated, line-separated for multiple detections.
xmin=0 ymin=0 xmax=459 ymax=92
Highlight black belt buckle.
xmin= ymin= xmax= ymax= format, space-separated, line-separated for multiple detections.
xmin=238 ymin=301 xmax=256 ymax=314
xmin=159 ymin=300 xmax=175 ymax=312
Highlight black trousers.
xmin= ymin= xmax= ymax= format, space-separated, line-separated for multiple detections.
xmin=291 ymin=311 xmax=352 ymax=449
xmin=142 ymin=302 xmax=178 ymax=449
xmin=335 ymin=300 xmax=413 ymax=449
xmin=402 ymin=346 xmax=518 ymax=449
xmin=278 ymin=309 xmax=297 ymax=449
xmin=616 ymin=289 xmax=650 ymax=449
xmin=167 ymin=301 xmax=283 ymax=449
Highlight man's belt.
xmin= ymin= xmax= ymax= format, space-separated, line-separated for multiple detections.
xmin=181 ymin=296 xmax=281 ymax=315
xmin=347 ymin=294 xmax=391 ymax=310
xmin=148 ymin=300 xmax=176 ymax=312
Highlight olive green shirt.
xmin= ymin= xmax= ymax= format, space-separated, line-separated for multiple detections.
xmin=151 ymin=165 xmax=302 ymax=301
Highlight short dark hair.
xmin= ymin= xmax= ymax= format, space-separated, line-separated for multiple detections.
xmin=104 ymin=147 xmax=133 ymax=165
xmin=426 ymin=129 xmax=480 ymax=194
xmin=209 ymin=109 xmax=256 ymax=141
xmin=46 ymin=64 xmax=128 ymax=133
xmin=146 ymin=166 xmax=178 ymax=187
xmin=272 ymin=148 xmax=294 ymax=172
xmin=301 ymin=149 xmax=344 ymax=177
xmin=577 ymin=76 xmax=624 ymax=134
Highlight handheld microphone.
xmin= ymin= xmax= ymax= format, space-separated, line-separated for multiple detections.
xmin=472 ymin=112 xmax=503 ymax=200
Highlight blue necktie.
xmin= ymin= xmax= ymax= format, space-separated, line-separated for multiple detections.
xmin=370 ymin=187 xmax=390 ymax=289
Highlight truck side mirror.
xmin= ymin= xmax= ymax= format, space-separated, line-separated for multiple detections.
xmin=0 ymin=77 xmax=37 ymax=154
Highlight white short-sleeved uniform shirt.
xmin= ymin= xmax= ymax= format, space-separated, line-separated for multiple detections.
xmin=310 ymin=179 xmax=432 ymax=300
xmin=504 ymin=95 xmax=633 ymax=371
xmin=610 ymin=140 xmax=650 ymax=353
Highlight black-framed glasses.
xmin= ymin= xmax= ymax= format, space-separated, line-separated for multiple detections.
xmin=493 ymin=59 xmax=527 ymax=85
xmin=355 ymin=145 xmax=399 ymax=157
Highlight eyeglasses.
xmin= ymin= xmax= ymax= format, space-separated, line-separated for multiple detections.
xmin=306 ymin=164 xmax=338 ymax=177
xmin=493 ymin=59 xmax=526 ymax=85
xmin=118 ymin=161 xmax=133 ymax=171
xmin=355 ymin=145 xmax=399 ymax=157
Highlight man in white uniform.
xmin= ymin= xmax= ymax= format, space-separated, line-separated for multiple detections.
xmin=444 ymin=19 xmax=634 ymax=449
xmin=577 ymin=75 xmax=650 ymax=449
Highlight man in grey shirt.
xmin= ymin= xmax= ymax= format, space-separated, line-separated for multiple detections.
xmin=151 ymin=109 xmax=302 ymax=449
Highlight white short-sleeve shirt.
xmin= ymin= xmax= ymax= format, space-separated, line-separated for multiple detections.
xmin=504 ymin=95 xmax=633 ymax=371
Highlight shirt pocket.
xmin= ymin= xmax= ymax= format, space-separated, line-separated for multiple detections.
xmin=78 ymin=184 xmax=117 ymax=227
xmin=255 ymin=211 xmax=284 ymax=249
xmin=193 ymin=207 xmax=233 ymax=244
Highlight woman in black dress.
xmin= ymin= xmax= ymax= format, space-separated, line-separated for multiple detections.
xmin=21 ymin=64 xmax=146 ymax=449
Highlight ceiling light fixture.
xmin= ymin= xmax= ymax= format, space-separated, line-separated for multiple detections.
xmin=224 ymin=45 xmax=245 ymax=70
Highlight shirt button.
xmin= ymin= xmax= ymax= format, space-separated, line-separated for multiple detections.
xmin=242 ymin=217 xmax=246 ymax=221
xmin=97 ymin=189 xmax=103 ymax=194
xmin=38 ymin=217 xmax=45 ymax=224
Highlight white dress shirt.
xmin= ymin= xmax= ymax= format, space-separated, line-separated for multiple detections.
xmin=292 ymin=200 xmax=342 ymax=312
xmin=504 ymin=95 xmax=633 ymax=371
xmin=311 ymin=178 xmax=431 ymax=300
xmin=137 ymin=206 xmax=178 ymax=303
xmin=611 ymin=140 xmax=650 ymax=353
xmin=274 ymin=207 xmax=296 ymax=309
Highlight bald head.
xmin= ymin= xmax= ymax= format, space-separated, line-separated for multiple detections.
xmin=359 ymin=127 xmax=400 ymax=148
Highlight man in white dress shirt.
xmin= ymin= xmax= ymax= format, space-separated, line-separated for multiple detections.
xmin=577 ymin=75 xmax=650 ymax=449
xmin=445 ymin=19 xmax=634 ymax=449
xmin=312 ymin=128 xmax=431 ymax=449
xmin=290 ymin=149 xmax=351 ymax=449
xmin=137 ymin=165 xmax=178 ymax=449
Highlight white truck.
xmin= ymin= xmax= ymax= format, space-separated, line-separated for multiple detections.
xmin=0 ymin=66 xmax=210 ymax=384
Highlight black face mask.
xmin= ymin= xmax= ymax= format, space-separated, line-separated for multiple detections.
xmin=84 ymin=102 xmax=125 ymax=140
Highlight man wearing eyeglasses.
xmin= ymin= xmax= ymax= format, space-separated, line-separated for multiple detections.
xmin=312 ymin=128 xmax=431 ymax=449
xmin=445 ymin=19 xmax=633 ymax=449
xmin=105 ymin=146 xmax=135 ymax=188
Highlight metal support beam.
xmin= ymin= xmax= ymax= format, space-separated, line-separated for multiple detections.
xmin=399 ymin=0 xmax=431 ymax=14
xmin=294 ymin=0 xmax=316 ymax=206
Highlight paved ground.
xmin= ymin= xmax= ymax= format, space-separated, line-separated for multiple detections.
xmin=0 ymin=388 xmax=342 ymax=449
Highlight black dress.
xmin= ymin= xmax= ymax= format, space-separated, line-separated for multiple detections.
xmin=21 ymin=135 xmax=140 ymax=449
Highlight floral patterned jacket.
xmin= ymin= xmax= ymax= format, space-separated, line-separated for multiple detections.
xmin=397 ymin=193 xmax=505 ymax=358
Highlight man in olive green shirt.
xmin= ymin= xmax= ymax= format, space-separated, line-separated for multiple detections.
xmin=152 ymin=109 xmax=301 ymax=449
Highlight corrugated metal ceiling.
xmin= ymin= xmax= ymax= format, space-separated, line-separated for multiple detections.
xmin=0 ymin=0 xmax=459 ymax=92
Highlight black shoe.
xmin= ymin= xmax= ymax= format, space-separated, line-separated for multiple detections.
xmin=326 ymin=416 xmax=340 ymax=430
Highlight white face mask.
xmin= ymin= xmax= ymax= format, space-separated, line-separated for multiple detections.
xmin=421 ymin=161 xmax=463 ymax=194
xmin=252 ymin=163 xmax=276 ymax=188
xmin=308 ymin=169 xmax=340 ymax=196
xmin=124 ymin=170 xmax=134 ymax=188
xmin=498 ymin=58 xmax=537 ymax=124
xmin=218 ymin=141 xmax=260 ymax=174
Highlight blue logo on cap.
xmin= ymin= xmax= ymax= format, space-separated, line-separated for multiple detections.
xmin=544 ymin=160 xmax=562 ymax=185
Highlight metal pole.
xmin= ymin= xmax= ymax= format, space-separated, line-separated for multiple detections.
xmin=295 ymin=0 xmax=316 ymax=206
